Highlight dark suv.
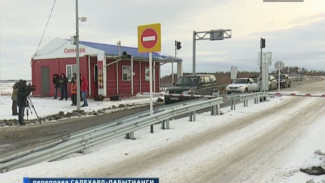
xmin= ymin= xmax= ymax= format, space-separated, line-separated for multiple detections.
xmin=164 ymin=74 xmax=218 ymax=104
xmin=274 ymin=74 xmax=291 ymax=88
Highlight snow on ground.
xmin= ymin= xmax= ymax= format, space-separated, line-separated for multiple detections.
xmin=1 ymin=81 xmax=325 ymax=182
xmin=0 ymin=81 xmax=159 ymax=122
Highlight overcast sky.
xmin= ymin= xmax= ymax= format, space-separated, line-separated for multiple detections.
xmin=0 ymin=0 xmax=324 ymax=80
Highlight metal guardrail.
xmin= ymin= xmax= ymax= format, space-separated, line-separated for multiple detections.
xmin=0 ymin=97 xmax=223 ymax=173
xmin=0 ymin=92 xmax=273 ymax=173
xmin=225 ymin=92 xmax=270 ymax=110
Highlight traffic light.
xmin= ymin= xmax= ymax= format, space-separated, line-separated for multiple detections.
xmin=175 ymin=41 xmax=182 ymax=50
xmin=260 ymin=38 xmax=265 ymax=48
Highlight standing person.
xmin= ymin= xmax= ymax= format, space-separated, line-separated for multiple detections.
xmin=81 ymin=75 xmax=88 ymax=107
xmin=17 ymin=80 xmax=31 ymax=126
xmin=11 ymin=82 xmax=19 ymax=115
xmin=70 ymin=73 xmax=77 ymax=106
xmin=53 ymin=74 xmax=60 ymax=99
xmin=59 ymin=73 xmax=68 ymax=100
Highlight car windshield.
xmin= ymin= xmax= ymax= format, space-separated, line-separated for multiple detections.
xmin=175 ymin=76 xmax=199 ymax=87
xmin=275 ymin=75 xmax=285 ymax=80
xmin=234 ymin=78 xmax=249 ymax=84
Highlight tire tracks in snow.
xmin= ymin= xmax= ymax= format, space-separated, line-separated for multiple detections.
xmin=85 ymin=96 xmax=318 ymax=182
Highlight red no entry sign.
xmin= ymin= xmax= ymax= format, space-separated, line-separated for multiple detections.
xmin=138 ymin=23 xmax=161 ymax=53
xmin=141 ymin=28 xmax=158 ymax=49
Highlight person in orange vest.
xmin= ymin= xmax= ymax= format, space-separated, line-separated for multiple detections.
xmin=70 ymin=73 xmax=77 ymax=106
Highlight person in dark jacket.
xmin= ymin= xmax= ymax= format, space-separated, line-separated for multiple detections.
xmin=53 ymin=74 xmax=60 ymax=99
xmin=17 ymin=80 xmax=31 ymax=125
xmin=59 ymin=73 xmax=68 ymax=100
xmin=11 ymin=82 xmax=19 ymax=115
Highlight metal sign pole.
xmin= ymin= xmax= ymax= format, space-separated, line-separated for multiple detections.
xmin=75 ymin=0 xmax=81 ymax=110
xmin=149 ymin=52 xmax=153 ymax=115
xmin=278 ymin=69 xmax=281 ymax=92
xmin=193 ymin=31 xmax=196 ymax=75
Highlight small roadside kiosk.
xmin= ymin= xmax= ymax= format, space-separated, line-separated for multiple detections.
xmin=31 ymin=38 xmax=182 ymax=98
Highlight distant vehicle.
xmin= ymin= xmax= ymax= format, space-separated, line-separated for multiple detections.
xmin=269 ymin=75 xmax=278 ymax=90
xmin=274 ymin=74 xmax=291 ymax=88
xmin=226 ymin=78 xmax=259 ymax=94
xmin=164 ymin=74 xmax=218 ymax=104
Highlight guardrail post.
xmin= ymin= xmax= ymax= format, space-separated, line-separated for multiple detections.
xmin=244 ymin=99 xmax=248 ymax=107
xmin=162 ymin=120 xmax=170 ymax=130
xmin=231 ymin=98 xmax=236 ymax=110
xmin=211 ymin=105 xmax=217 ymax=116
xmin=189 ymin=111 xmax=196 ymax=121
xmin=217 ymin=104 xmax=220 ymax=115
xmin=125 ymin=132 xmax=136 ymax=140
xmin=150 ymin=125 xmax=154 ymax=133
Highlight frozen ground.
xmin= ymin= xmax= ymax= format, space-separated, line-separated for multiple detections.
xmin=1 ymin=81 xmax=325 ymax=182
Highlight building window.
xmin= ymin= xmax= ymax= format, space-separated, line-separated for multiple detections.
xmin=66 ymin=64 xmax=77 ymax=81
xmin=122 ymin=65 xmax=131 ymax=81
xmin=145 ymin=67 xmax=150 ymax=81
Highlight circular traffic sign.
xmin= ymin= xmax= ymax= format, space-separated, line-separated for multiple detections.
xmin=141 ymin=28 xmax=158 ymax=49
xmin=274 ymin=61 xmax=284 ymax=70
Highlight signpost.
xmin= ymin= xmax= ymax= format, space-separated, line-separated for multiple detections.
xmin=138 ymin=23 xmax=161 ymax=133
xmin=275 ymin=61 xmax=285 ymax=92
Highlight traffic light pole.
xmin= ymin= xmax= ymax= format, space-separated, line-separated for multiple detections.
xmin=192 ymin=29 xmax=231 ymax=76
xmin=172 ymin=43 xmax=176 ymax=84
xmin=260 ymin=46 xmax=263 ymax=92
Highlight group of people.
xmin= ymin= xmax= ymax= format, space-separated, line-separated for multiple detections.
xmin=11 ymin=73 xmax=89 ymax=126
xmin=53 ymin=73 xmax=88 ymax=107
xmin=11 ymin=80 xmax=33 ymax=125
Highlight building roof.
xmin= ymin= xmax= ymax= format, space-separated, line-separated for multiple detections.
xmin=33 ymin=38 xmax=182 ymax=63
xmin=80 ymin=40 xmax=182 ymax=62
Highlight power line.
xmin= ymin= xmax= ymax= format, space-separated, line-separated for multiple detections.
xmin=34 ymin=0 xmax=57 ymax=56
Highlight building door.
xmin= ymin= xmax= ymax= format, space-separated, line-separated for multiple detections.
xmin=41 ymin=66 xmax=50 ymax=95
xmin=90 ymin=57 xmax=98 ymax=97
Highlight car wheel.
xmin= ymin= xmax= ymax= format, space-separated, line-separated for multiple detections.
xmin=288 ymin=83 xmax=291 ymax=88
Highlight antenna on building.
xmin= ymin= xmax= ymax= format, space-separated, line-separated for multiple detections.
xmin=117 ymin=41 xmax=122 ymax=56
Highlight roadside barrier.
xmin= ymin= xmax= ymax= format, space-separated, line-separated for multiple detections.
xmin=269 ymin=92 xmax=325 ymax=97
xmin=0 ymin=92 xmax=272 ymax=173
xmin=0 ymin=97 xmax=223 ymax=173
xmin=226 ymin=92 xmax=270 ymax=110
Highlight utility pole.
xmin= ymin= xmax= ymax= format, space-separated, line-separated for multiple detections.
xmin=260 ymin=38 xmax=265 ymax=92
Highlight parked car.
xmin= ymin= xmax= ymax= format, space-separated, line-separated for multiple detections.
xmin=164 ymin=74 xmax=218 ymax=104
xmin=269 ymin=75 xmax=278 ymax=90
xmin=274 ymin=74 xmax=291 ymax=88
xmin=226 ymin=78 xmax=259 ymax=94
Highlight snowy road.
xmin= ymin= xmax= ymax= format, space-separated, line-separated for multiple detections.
xmin=1 ymin=77 xmax=325 ymax=183
xmin=84 ymin=96 xmax=324 ymax=182
xmin=83 ymin=78 xmax=325 ymax=182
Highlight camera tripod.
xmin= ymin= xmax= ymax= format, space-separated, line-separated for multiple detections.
xmin=26 ymin=96 xmax=41 ymax=123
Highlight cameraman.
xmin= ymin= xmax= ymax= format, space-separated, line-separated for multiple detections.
xmin=17 ymin=80 xmax=32 ymax=126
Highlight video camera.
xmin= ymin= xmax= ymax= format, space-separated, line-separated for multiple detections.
xmin=18 ymin=80 xmax=36 ymax=92
xmin=26 ymin=83 xmax=36 ymax=92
